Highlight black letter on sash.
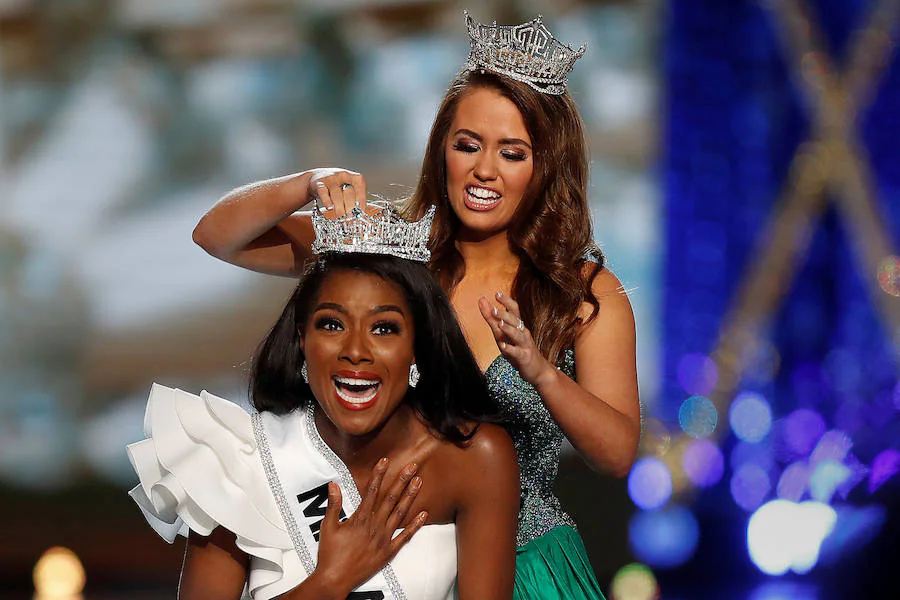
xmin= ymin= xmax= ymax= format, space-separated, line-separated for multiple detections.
xmin=296 ymin=483 xmax=347 ymax=542
xmin=347 ymin=592 xmax=385 ymax=599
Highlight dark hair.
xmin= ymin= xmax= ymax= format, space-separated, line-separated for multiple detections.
xmin=250 ymin=252 xmax=497 ymax=443
xmin=401 ymin=69 xmax=603 ymax=366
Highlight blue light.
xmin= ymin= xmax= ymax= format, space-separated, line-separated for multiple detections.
xmin=809 ymin=460 xmax=850 ymax=503
xmin=628 ymin=457 xmax=672 ymax=510
xmin=678 ymin=395 xmax=718 ymax=439
xmin=628 ymin=505 xmax=699 ymax=568
xmin=729 ymin=392 xmax=772 ymax=443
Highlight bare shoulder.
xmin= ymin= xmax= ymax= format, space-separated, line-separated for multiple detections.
xmin=433 ymin=423 xmax=517 ymax=476
xmin=463 ymin=423 xmax=516 ymax=464
xmin=578 ymin=264 xmax=634 ymax=321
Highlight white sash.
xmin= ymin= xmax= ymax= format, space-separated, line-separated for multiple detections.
xmin=251 ymin=404 xmax=407 ymax=600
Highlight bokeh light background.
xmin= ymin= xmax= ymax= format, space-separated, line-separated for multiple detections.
xmin=0 ymin=0 xmax=898 ymax=599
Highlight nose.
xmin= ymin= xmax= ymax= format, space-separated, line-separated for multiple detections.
xmin=474 ymin=151 xmax=498 ymax=181
xmin=339 ymin=325 xmax=373 ymax=365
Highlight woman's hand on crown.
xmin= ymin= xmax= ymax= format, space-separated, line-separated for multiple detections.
xmin=307 ymin=168 xmax=369 ymax=217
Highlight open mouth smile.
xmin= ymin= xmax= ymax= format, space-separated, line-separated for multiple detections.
xmin=332 ymin=372 xmax=382 ymax=410
xmin=464 ymin=185 xmax=502 ymax=211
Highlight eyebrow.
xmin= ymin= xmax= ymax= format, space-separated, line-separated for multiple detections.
xmin=313 ymin=302 xmax=407 ymax=317
xmin=453 ymin=128 xmax=532 ymax=149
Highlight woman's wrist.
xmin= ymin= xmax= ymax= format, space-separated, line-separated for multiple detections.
xmin=531 ymin=359 xmax=561 ymax=395
xmin=279 ymin=170 xmax=316 ymax=212
xmin=280 ymin=569 xmax=349 ymax=600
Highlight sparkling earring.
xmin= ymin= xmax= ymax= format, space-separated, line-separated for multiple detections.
xmin=301 ymin=361 xmax=309 ymax=384
xmin=408 ymin=363 xmax=420 ymax=388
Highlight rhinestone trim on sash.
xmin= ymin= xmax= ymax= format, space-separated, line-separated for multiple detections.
xmin=251 ymin=412 xmax=316 ymax=575
xmin=304 ymin=404 xmax=408 ymax=600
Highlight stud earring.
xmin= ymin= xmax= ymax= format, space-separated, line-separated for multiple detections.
xmin=408 ymin=363 xmax=420 ymax=388
xmin=301 ymin=361 xmax=309 ymax=384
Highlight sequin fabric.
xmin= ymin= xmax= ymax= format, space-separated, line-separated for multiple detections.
xmin=486 ymin=348 xmax=578 ymax=547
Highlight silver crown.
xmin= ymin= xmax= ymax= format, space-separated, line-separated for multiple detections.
xmin=463 ymin=10 xmax=586 ymax=95
xmin=311 ymin=200 xmax=435 ymax=263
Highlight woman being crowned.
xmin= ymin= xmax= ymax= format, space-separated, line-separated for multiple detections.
xmin=127 ymin=202 xmax=520 ymax=599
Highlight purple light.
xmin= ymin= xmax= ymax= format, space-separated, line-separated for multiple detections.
xmin=730 ymin=440 xmax=775 ymax=472
xmin=628 ymin=505 xmax=699 ymax=568
xmin=868 ymin=448 xmax=900 ymax=494
xmin=893 ymin=382 xmax=900 ymax=411
xmin=628 ymin=457 xmax=673 ymax=510
xmin=678 ymin=395 xmax=718 ymax=439
xmin=677 ymin=353 xmax=719 ymax=395
xmin=729 ymin=392 xmax=773 ymax=443
xmin=783 ymin=409 xmax=826 ymax=458
xmin=809 ymin=430 xmax=852 ymax=465
xmin=683 ymin=439 xmax=725 ymax=488
xmin=836 ymin=453 xmax=869 ymax=500
xmin=776 ymin=461 xmax=810 ymax=502
xmin=731 ymin=463 xmax=771 ymax=511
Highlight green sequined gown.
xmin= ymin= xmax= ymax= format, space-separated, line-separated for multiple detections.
xmin=486 ymin=349 xmax=607 ymax=600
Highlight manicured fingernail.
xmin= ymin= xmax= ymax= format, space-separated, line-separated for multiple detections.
xmin=404 ymin=462 xmax=418 ymax=475
xmin=499 ymin=319 xmax=505 ymax=328
xmin=496 ymin=291 xmax=503 ymax=298
xmin=417 ymin=511 xmax=428 ymax=522
xmin=380 ymin=457 xmax=390 ymax=465
xmin=500 ymin=341 xmax=507 ymax=349
xmin=492 ymin=307 xmax=499 ymax=316
xmin=410 ymin=476 xmax=422 ymax=490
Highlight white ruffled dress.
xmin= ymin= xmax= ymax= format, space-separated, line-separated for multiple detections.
xmin=127 ymin=384 xmax=457 ymax=600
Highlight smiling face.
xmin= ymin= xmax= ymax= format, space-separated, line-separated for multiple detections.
xmin=299 ymin=269 xmax=415 ymax=437
xmin=444 ymin=86 xmax=534 ymax=237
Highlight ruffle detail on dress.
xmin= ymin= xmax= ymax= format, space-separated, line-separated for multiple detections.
xmin=126 ymin=383 xmax=295 ymax=598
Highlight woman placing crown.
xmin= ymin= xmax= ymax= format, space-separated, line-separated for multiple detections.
xmin=128 ymin=206 xmax=520 ymax=599
xmin=192 ymin=11 xmax=640 ymax=600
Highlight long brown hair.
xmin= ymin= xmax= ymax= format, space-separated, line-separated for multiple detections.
xmin=402 ymin=70 xmax=603 ymax=366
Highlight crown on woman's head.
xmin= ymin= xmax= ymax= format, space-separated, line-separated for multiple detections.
xmin=463 ymin=10 xmax=586 ymax=95
xmin=311 ymin=200 xmax=435 ymax=263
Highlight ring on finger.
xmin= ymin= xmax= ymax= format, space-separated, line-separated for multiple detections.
xmin=516 ymin=319 xmax=525 ymax=332
xmin=340 ymin=182 xmax=353 ymax=191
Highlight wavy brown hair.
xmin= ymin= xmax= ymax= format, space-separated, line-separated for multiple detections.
xmin=401 ymin=70 xmax=603 ymax=366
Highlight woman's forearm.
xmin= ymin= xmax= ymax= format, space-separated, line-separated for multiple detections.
xmin=193 ymin=171 xmax=314 ymax=261
xmin=535 ymin=369 xmax=640 ymax=477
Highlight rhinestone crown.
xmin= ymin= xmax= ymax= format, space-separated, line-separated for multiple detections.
xmin=311 ymin=200 xmax=435 ymax=263
xmin=463 ymin=10 xmax=586 ymax=95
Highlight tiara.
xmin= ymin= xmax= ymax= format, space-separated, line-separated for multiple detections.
xmin=463 ymin=10 xmax=586 ymax=95
xmin=311 ymin=200 xmax=435 ymax=263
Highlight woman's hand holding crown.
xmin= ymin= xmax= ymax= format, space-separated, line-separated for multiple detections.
xmin=307 ymin=168 xmax=369 ymax=216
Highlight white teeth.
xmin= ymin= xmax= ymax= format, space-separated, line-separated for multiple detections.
xmin=334 ymin=376 xmax=380 ymax=386
xmin=467 ymin=186 xmax=500 ymax=200
xmin=335 ymin=385 xmax=379 ymax=404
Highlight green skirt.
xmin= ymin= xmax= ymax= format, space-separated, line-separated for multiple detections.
xmin=514 ymin=526 xmax=607 ymax=600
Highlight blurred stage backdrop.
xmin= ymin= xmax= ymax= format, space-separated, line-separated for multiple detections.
xmin=0 ymin=0 xmax=897 ymax=599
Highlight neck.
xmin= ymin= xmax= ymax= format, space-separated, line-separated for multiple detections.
xmin=455 ymin=229 xmax=519 ymax=278
xmin=313 ymin=403 xmax=418 ymax=470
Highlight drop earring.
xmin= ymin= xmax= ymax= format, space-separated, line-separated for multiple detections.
xmin=301 ymin=361 xmax=309 ymax=384
xmin=408 ymin=363 xmax=420 ymax=388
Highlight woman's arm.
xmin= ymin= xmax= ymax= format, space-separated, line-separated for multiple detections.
xmin=454 ymin=424 xmax=519 ymax=600
xmin=192 ymin=169 xmax=368 ymax=277
xmin=178 ymin=527 xmax=249 ymax=600
xmin=479 ymin=269 xmax=641 ymax=477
